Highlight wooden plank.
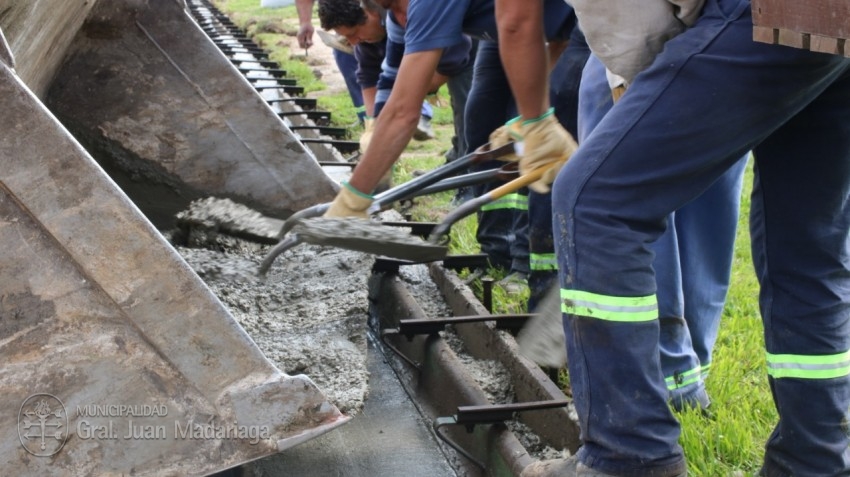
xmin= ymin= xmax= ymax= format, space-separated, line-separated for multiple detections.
xmin=752 ymin=0 xmax=850 ymax=39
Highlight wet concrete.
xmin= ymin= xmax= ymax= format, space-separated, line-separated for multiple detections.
xmin=244 ymin=335 xmax=458 ymax=477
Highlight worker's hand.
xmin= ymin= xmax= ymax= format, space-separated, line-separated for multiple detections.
xmin=297 ymin=23 xmax=314 ymax=50
xmin=513 ymin=109 xmax=577 ymax=194
xmin=359 ymin=118 xmax=375 ymax=152
xmin=324 ymin=182 xmax=374 ymax=218
xmin=487 ymin=118 xmax=520 ymax=162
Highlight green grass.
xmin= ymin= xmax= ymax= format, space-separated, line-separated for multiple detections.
xmin=210 ymin=2 xmax=774 ymax=473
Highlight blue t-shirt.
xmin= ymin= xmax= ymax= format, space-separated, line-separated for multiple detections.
xmin=402 ymin=0 xmax=574 ymax=53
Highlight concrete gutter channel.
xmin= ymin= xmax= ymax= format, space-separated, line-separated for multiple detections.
xmin=367 ymin=258 xmax=582 ymax=476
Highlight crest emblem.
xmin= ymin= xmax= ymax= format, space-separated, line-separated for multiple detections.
xmin=18 ymin=393 xmax=68 ymax=456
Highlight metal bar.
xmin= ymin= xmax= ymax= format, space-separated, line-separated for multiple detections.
xmin=441 ymin=254 xmax=490 ymax=271
xmin=455 ymin=400 xmax=570 ymax=428
xmin=254 ymin=80 xmax=298 ymax=88
xmin=229 ymin=58 xmax=280 ymax=69
xmin=291 ymin=125 xmax=348 ymax=138
xmin=278 ymin=110 xmax=330 ymax=121
xmin=392 ymin=314 xmax=533 ymax=339
xmin=239 ymin=67 xmax=288 ymax=77
xmin=299 ymin=138 xmax=359 ymax=154
xmin=256 ymin=84 xmax=304 ymax=95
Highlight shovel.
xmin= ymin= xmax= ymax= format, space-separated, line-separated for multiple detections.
xmin=516 ymin=282 xmax=566 ymax=368
xmin=258 ymin=142 xmax=516 ymax=275
xmin=423 ymin=161 xmax=569 ymax=368
xmin=427 ymin=161 xmax=560 ymax=244
xmin=273 ymin=141 xmax=516 ymax=240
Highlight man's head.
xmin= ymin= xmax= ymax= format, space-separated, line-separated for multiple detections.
xmin=317 ymin=0 xmax=386 ymax=45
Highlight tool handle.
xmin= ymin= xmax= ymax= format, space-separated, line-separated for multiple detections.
xmin=373 ymin=141 xmax=515 ymax=208
xmin=427 ymin=162 xmax=555 ymax=244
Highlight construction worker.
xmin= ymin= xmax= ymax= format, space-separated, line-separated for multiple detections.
xmin=459 ymin=1 xmax=576 ymax=299
xmin=295 ymin=0 xmax=437 ymax=137
xmin=495 ymin=0 xmax=850 ymax=476
xmin=319 ymin=0 xmax=581 ymax=311
xmin=315 ymin=0 xmax=473 ymax=192
xmin=296 ymin=0 xmax=367 ymax=124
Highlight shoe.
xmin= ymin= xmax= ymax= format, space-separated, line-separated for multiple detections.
xmin=497 ymin=271 xmax=529 ymax=295
xmin=412 ymin=115 xmax=435 ymax=141
xmin=315 ymin=30 xmax=354 ymax=55
xmin=521 ymin=455 xmax=687 ymax=477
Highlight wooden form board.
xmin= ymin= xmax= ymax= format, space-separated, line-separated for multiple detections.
xmin=752 ymin=0 xmax=850 ymax=56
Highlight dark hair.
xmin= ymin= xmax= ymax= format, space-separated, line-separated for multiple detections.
xmin=317 ymin=0 xmax=368 ymax=30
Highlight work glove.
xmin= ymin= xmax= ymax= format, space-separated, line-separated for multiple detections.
xmin=510 ymin=108 xmax=577 ymax=194
xmin=487 ymin=118 xmax=520 ymax=162
xmin=324 ymin=182 xmax=373 ymax=219
xmin=359 ymin=117 xmax=375 ymax=152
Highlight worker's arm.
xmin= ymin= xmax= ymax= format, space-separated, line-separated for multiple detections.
xmin=354 ymin=43 xmax=383 ymax=117
xmin=493 ymin=0 xmax=577 ymax=194
xmin=361 ymin=86 xmax=377 ymax=117
xmin=495 ymin=0 xmax=549 ymax=120
xmin=346 ymin=49 xmax=442 ymax=196
xmin=295 ymin=0 xmax=315 ymax=49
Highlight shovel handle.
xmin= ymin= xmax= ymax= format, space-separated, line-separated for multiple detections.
xmin=373 ymin=141 xmax=516 ymax=207
xmin=277 ymin=203 xmax=330 ymax=239
xmin=428 ymin=162 xmax=556 ymax=244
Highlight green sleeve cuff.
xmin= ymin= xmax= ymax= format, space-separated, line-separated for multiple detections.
xmin=342 ymin=181 xmax=374 ymax=199
xmin=522 ymin=107 xmax=555 ymax=126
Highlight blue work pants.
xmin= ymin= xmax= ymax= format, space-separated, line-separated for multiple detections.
xmin=464 ymin=39 xmax=529 ymax=274
xmin=445 ymin=62 xmax=474 ymax=163
xmin=527 ymin=29 xmax=591 ymax=311
xmin=552 ymin=0 xmax=850 ymax=475
xmin=579 ymin=54 xmax=746 ymax=409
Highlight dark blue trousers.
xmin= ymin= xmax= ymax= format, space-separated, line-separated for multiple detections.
xmin=552 ymin=0 xmax=850 ymax=475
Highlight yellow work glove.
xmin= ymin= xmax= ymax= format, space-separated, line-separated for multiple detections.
xmin=487 ymin=118 xmax=520 ymax=162
xmin=324 ymin=181 xmax=373 ymax=218
xmin=359 ymin=117 xmax=375 ymax=152
xmin=510 ymin=108 xmax=577 ymax=194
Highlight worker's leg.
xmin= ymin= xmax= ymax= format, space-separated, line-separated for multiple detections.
xmin=552 ymin=0 xmax=850 ymax=473
xmin=332 ymin=49 xmax=366 ymax=123
xmin=580 ymin=53 xmax=716 ymax=411
xmin=465 ymin=40 xmax=528 ymax=274
xmin=673 ymin=157 xmax=746 ymax=381
xmin=752 ymin=70 xmax=850 ymax=477
xmin=527 ymin=34 xmax=591 ymax=311
xmin=445 ymin=60 xmax=474 ymax=163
